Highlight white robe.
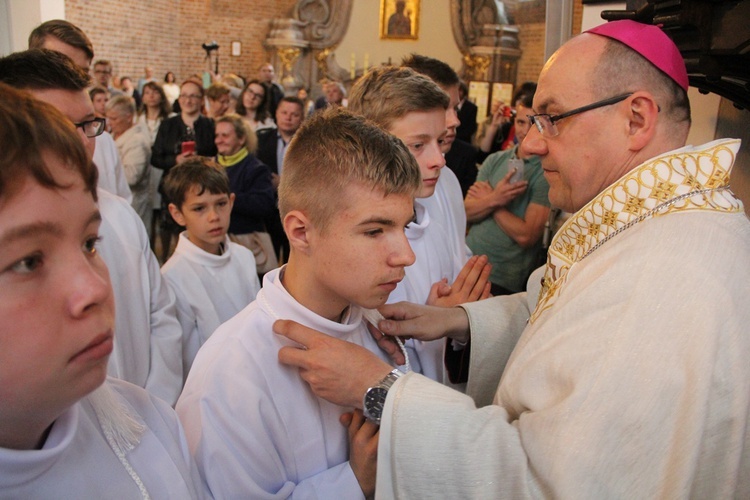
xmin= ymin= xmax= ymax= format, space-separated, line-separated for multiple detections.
xmin=161 ymin=232 xmax=261 ymax=379
xmin=376 ymin=139 xmax=750 ymax=498
xmin=177 ymin=267 xmax=393 ymax=499
xmin=0 ymin=378 xmax=206 ymax=499
xmin=98 ymin=190 xmax=183 ymax=406
xmin=94 ymin=131 xmax=133 ymax=203
xmin=387 ymin=168 xmax=472 ymax=383
xmin=114 ymin=126 xmax=152 ymax=230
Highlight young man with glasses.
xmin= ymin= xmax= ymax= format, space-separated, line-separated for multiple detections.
xmin=29 ymin=19 xmax=132 ymax=203
xmin=274 ymin=20 xmax=750 ymax=497
xmin=0 ymin=49 xmax=185 ymax=406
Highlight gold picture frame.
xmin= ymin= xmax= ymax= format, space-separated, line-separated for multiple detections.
xmin=380 ymin=0 xmax=420 ymax=40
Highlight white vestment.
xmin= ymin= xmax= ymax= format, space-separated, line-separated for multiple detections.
xmin=0 ymin=378 xmax=206 ymax=499
xmin=387 ymin=168 xmax=472 ymax=383
xmin=376 ymin=139 xmax=750 ymax=498
xmin=114 ymin=126 xmax=152 ymax=230
xmin=98 ymin=190 xmax=183 ymax=406
xmin=177 ymin=267 xmax=393 ymax=499
xmin=161 ymin=232 xmax=261 ymax=378
xmin=94 ymin=131 xmax=133 ymax=203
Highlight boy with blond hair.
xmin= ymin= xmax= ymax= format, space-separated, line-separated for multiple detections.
xmin=176 ymin=108 xmax=421 ymax=498
xmin=348 ymin=65 xmax=490 ymax=384
xmin=160 ymin=157 xmax=261 ymax=378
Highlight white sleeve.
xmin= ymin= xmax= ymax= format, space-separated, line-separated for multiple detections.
xmin=143 ymin=243 xmax=184 ymax=405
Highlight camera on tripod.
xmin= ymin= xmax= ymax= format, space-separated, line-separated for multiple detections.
xmin=201 ymin=41 xmax=219 ymax=53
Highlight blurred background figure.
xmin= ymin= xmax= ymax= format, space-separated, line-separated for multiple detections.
xmin=236 ymin=80 xmax=276 ymax=132
xmin=106 ymin=94 xmax=152 ymax=229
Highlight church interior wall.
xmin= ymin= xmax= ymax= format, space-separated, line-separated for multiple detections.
xmin=65 ymin=0 xmax=297 ymax=83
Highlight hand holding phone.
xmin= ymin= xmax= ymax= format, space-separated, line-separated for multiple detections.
xmin=181 ymin=140 xmax=196 ymax=155
xmin=508 ymin=159 xmax=524 ymax=183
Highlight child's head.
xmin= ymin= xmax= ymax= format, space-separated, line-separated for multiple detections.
xmin=401 ymin=54 xmax=461 ymax=154
xmin=163 ymin=157 xmax=235 ymax=255
xmin=348 ymin=65 xmax=449 ymax=198
xmin=278 ymin=108 xmax=421 ymax=319
xmin=279 ymin=107 xmax=421 ymax=232
xmin=0 ymin=83 xmax=113 ymax=448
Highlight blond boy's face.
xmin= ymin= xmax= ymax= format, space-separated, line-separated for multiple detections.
xmin=387 ymin=108 xmax=446 ymax=198
xmin=169 ymin=186 xmax=234 ymax=255
xmin=0 ymin=157 xmax=114 ymax=429
xmin=304 ymin=183 xmax=416 ymax=320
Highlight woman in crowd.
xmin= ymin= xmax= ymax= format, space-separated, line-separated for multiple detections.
xmin=235 ymin=79 xmax=275 ymax=132
xmin=105 ymin=95 xmax=152 ymax=230
xmin=137 ymin=81 xmax=174 ymax=244
xmin=152 ymin=78 xmax=217 ymax=260
xmin=163 ymin=71 xmax=180 ymax=107
xmin=214 ymin=113 xmax=276 ymax=274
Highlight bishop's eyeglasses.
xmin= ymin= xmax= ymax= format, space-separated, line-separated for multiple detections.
xmin=528 ymin=93 xmax=633 ymax=138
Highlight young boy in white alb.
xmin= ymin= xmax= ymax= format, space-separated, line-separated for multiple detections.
xmin=348 ymin=66 xmax=491 ymax=384
xmin=161 ymin=157 xmax=261 ymax=378
xmin=176 ymin=108 xmax=421 ymax=498
xmin=0 ymin=84 xmax=206 ymax=499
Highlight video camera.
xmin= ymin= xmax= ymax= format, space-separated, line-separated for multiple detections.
xmin=201 ymin=41 xmax=219 ymax=53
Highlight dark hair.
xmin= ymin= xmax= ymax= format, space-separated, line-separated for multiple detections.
xmin=278 ymin=95 xmax=304 ymax=111
xmin=140 ymin=81 xmax=171 ymax=119
xmin=512 ymin=82 xmax=537 ymax=107
xmin=165 ymin=71 xmax=176 ymax=83
xmin=28 ymin=19 xmax=94 ymax=61
xmin=0 ymin=82 xmax=97 ymax=200
xmin=235 ymin=79 xmax=270 ymax=121
xmin=162 ymin=157 xmax=230 ymax=210
xmin=0 ymin=49 xmax=91 ymax=91
xmin=93 ymin=59 xmax=112 ymax=72
xmin=89 ymin=85 xmax=108 ymax=100
xmin=401 ymin=54 xmax=460 ymax=88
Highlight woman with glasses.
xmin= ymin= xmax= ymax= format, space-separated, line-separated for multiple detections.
xmin=152 ymin=78 xmax=217 ymax=260
xmin=235 ymin=80 xmax=276 ymax=132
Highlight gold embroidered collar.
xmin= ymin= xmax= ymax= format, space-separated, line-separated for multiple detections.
xmin=530 ymin=139 xmax=743 ymax=323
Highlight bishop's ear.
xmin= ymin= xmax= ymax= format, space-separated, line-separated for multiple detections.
xmin=626 ymin=91 xmax=660 ymax=151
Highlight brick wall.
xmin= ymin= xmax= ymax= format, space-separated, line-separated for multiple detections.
xmin=65 ymin=0 xmax=296 ymax=84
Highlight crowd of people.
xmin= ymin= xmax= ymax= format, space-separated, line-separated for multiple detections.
xmin=1 ymin=17 xmax=748 ymax=499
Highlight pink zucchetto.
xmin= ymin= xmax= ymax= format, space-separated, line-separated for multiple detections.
xmin=586 ymin=20 xmax=689 ymax=92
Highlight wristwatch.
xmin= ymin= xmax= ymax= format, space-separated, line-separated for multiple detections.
xmin=363 ymin=369 xmax=403 ymax=424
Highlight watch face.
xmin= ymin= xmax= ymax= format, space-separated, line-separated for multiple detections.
xmin=364 ymin=387 xmax=388 ymax=420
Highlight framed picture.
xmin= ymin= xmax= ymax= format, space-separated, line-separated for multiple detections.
xmin=380 ymin=0 xmax=420 ymax=40
xmin=231 ymin=41 xmax=241 ymax=57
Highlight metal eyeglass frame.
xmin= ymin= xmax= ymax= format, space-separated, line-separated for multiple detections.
xmin=528 ymin=93 xmax=633 ymax=137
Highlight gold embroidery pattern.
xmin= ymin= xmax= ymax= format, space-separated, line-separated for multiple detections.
xmin=530 ymin=140 xmax=742 ymax=324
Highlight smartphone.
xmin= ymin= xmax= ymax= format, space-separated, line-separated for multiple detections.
xmin=181 ymin=140 xmax=196 ymax=155
xmin=508 ymin=159 xmax=524 ymax=183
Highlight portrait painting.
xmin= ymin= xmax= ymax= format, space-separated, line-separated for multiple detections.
xmin=380 ymin=0 xmax=420 ymax=40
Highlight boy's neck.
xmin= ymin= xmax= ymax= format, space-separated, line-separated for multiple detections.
xmin=281 ymin=259 xmax=350 ymax=323
xmin=186 ymin=232 xmax=223 ymax=255
xmin=0 ymin=416 xmax=53 ymax=451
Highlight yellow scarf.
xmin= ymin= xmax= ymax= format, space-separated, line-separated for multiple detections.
xmin=217 ymin=147 xmax=249 ymax=167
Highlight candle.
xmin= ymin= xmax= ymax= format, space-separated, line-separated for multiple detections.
xmin=350 ymin=53 xmax=356 ymax=79
xmin=363 ymin=53 xmax=369 ymax=73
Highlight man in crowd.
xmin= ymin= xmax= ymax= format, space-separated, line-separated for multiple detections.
xmin=256 ymin=96 xmax=305 ymax=262
xmin=29 ymin=19 xmax=132 ymax=203
xmin=258 ymin=62 xmax=285 ymax=119
xmin=93 ymin=59 xmax=122 ymax=96
xmin=275 ymin=20 xmax=750 ymax=497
